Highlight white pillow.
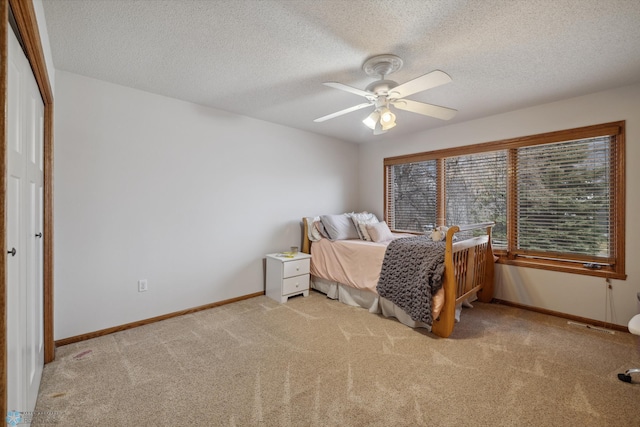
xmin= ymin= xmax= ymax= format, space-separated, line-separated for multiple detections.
xmin=350 ymin=212 xmax=379 ymax=240
xmin=366 ymin=221 xmax=394 ymax=243
xmin=315 ymin=220 xmax=329 ymax=239
xmin=304 ymin=216 xmax=323 ymax=242
xmin=358 ymin=222 xmax=374 ymax=241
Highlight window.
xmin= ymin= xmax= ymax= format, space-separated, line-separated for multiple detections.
xmin=384 ymin=122 xmax=626 ymax=279
xmin=386 ymin=160 xmax=437 ymax=232
xmin=445 ymin=151 xmax=507 ymax=246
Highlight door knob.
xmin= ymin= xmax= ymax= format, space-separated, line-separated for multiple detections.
xmin=7 ymin=247 xmax=16 ymax=257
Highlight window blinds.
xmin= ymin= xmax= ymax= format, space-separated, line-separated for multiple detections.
xmin=387 ymin=160 xmax=437 ymax=232
xmin=514 ymin=136 xmax=615 ymax=263
xmin=445 ymin=151 xmax=507 ymax=245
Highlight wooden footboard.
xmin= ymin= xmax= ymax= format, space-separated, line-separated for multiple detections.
xmin=431 ymin=222 xmax=495 ymax=338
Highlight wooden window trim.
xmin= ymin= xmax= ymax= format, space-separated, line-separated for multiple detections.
xmin=384 ymin=121 xmax=626 ymax=280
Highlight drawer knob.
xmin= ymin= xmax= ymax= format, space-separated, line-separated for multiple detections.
xmin=296 ymin=267 xmax=299 ymax=271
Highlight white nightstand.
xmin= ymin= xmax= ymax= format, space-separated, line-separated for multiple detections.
xmin=265 ymin=252 xmax=311 ymax=303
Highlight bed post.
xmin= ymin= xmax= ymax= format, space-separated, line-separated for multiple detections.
xmin=476 ymin=224 xmax=495 ymax=303
xmin=302 ymin=217 xmax=311 ymax=254
xmin=431 ymin=225 xmax=460 ymax=338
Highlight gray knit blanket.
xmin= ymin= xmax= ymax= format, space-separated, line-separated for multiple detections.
xmin=376 ymin=236 xmax=446 ymax=325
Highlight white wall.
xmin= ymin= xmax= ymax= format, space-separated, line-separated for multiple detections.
xmin=359 ymin=83 xmax=640 ymax=327
xmin=54 ymin=71 xmax=359 ymax=340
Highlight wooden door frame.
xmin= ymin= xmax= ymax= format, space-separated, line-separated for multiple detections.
xmin=1 ymin=0 xmax=54 ymax=416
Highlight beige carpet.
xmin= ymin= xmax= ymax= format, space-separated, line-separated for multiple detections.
xmin=33 ymin=291 xmax=640 ymax=426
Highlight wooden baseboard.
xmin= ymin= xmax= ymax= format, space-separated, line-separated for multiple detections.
xmin=55 ymin=291 xmax=265 ymax=347
xmin=492 ymin=299 xmax=629 ymax=333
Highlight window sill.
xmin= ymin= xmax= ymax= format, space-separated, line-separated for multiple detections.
xmin=496 ymin=256 xmax=626 ymax=280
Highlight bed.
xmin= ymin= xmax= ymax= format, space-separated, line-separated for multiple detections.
xmin=302 ymin=215 xmax=495 ymax=338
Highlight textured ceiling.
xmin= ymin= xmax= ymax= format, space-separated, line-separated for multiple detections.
xmin=42 ymin=0 xmax=640 ymax=144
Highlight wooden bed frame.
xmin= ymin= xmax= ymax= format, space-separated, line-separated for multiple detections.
xmin=302 ymin=219 xmax=495 ymax=338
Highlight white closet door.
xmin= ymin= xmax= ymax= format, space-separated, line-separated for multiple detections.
xmin=6 ymin=24 xmax=44 ymax=414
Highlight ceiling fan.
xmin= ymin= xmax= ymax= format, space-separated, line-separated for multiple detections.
xmin=314 ymin=54 xmax=457 ymax=135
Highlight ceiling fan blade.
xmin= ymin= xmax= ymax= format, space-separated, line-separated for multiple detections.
xmin=389 ymin=70 xmax=452 ymax=99
xmin=314 ymin=102 xmax=373 ymax=123
xmin=391 ymin=99 xmax=457 ymax=120
xmin=323 ymin=82 xmax=373 ymax=98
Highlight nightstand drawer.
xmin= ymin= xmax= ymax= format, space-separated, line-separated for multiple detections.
xmin=283 ymin=258 xmax=310 ymax=278
xmin=282 ymin=274 xmax=310 ymax=295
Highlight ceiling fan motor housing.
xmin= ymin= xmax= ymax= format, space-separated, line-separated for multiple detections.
xmin=365 ymin=80 xmax=399 ymax=97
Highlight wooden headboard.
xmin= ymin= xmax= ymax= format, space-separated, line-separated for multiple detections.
xmin=301 ymin=217 xmax=313 ymax=254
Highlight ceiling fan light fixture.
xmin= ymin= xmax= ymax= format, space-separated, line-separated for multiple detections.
xmin=381 ymin=118 xmax=396 ymax=131
xmin=379 ymin=107 xmax=396 ymax=130
xmin=362 ymin=110 xmax=380 ymax=130
xmin=379 ymin=107 xmax=395 ymax=123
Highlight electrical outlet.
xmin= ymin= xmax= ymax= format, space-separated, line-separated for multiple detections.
xmin=138 ymin=279 xmax=148 ymax=292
